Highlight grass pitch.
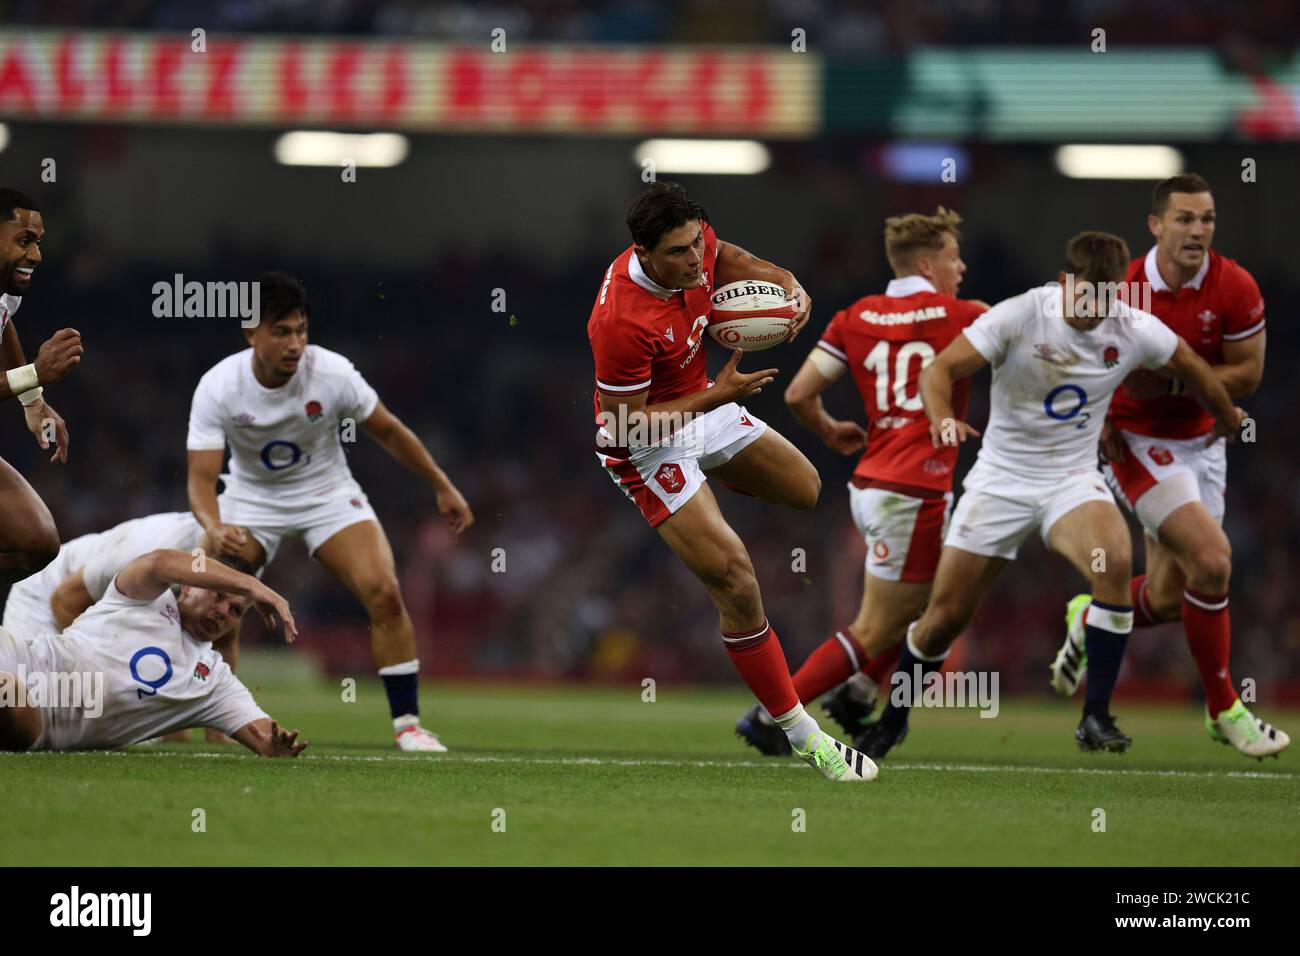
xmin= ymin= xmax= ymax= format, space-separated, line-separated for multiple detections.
xmin=3 ymin=681 xmax=1296 ymax=866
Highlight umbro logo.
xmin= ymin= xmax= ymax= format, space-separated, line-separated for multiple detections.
xmin=232 ymin=413 xmax=256 ymax=426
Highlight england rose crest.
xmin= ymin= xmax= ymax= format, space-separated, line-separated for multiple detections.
xmin=305 ymin=400 xmax=323 ymax=422
xmin=1103 ymin=345 xmax=1119 ymax=368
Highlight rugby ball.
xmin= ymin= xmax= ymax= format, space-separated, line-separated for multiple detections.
xmin=707 ymin=280 xmax=798 ymax=351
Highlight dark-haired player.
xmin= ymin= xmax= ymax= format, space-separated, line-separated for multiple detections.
xmin=736 ymin=208 xmax=987 ymax=755
xmin=589 ymin=181 xmax=876 ymax=781
xmin=186 ymin=272 xmax=474 ymax=752
xmin=860 ymin=232 xmax=1242 ymax=759
xmin=1050 ymin=174 xmax=1288 ymax=758
xmin=0 ymin=188 xmax=84 ymax=585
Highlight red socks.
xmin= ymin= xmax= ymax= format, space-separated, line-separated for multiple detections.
xmin=865 ymin=643 xmax=902 ymax=683
xmin=723 ymin=620 xmax=798 ymax=718
xmin=792 ymin=630 xmax=862 ymax=702
xmin=1130 ymin=575 xmax=1159 ymax=628
xmin=790 ymin=629 xmax=906 ymax=704
xmin=1181 ymin=589 xmax=1237 ymax=717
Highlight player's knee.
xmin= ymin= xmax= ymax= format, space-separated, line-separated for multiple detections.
xmin=796 ymin=468 xmax=822 ymax=510
xmin=1090 ymin=551 xmax=1132 ymax=597
xmin=360 ymin=575 xmax=405 ymax=620
xmin=1190 ymin=549 xmax=1232 ymax=593
xmin=13 ymin=523 xmax=59 ymax=577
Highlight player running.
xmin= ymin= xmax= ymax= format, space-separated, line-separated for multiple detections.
xmin=734 ymin=208 xmax=987 ymax=755
xmin=186 ymin=272 xmax=474 ymax=753
xmin=1049 ymin=174 xmax=1289 ymax=759
xmin=590 ymin=181 xmax=876 ymax=782
xmin=0 ymin=188 xmax=84 ymax=585
xmin=0 ymin=549 xmax=306 ymax=756
xmin=857 ymin=231 xmax=1243 ymax=759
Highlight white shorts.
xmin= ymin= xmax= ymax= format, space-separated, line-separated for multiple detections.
xmin=945 ymin=463 xmax=1116 ymax=560
xmin=848 ymin=484 xmax=953 ymax=583
xmin=217 ymin=475 xmax=379 ymax=562
xmin=596 ymin=402 xmax=767 ymax=527
xmin=1103 ymin=430 xmax=1226 ymax=539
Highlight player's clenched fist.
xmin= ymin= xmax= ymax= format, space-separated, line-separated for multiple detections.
xmin=714 ymin=349 xmax=778 ymax=403
xmin=207 ymin=522 xmax=249 ymax=560
xmin=930 ymin=416 xmax=981 ymax=448
xmin=1208 ymin=405 xmax=1248 ymax=446
xmin=35 ymin=328 xmax=83 ymax=385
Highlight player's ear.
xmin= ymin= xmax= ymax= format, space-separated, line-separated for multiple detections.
xmin=1056 ymin=270 xmax=1068 ymax=287
xmin=1146 ymin=212 xmax=1160 ymax=237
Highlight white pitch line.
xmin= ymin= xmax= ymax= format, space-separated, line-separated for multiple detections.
xmin=30 ymin=748 xmax=1300 ymax=781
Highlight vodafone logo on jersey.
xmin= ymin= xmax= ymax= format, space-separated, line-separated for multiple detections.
xmin=654 ymin=463 xmax=685 ymax=494
xmin=871 ymin=540 xmax=890 ymax=562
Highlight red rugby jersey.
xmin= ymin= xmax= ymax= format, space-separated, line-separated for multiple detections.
xmin=588 ymin=221 xmax=719 ymax=430
xmin=1109 ymin=248 xmax=1265 ymax=439
xmin=816 ymin=276 xmax=986 ymax=494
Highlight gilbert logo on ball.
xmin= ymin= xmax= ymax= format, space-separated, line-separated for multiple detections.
xmin=707 ymin=280 xmax=798 ymax=351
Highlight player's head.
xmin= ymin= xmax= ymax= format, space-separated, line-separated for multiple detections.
xmin=1148 ymin=173 xmax=1214 ymax=272
xmin=177 ymin=585 xmax=251 ymax=643
xmin=627 ymin=181 xmax=709 ymax=291
xmin=1057 ymin=231 xmax=1130 ymax=329
xmin=884 ymin=207 xmax=966 ymax=296
xmin=0 ymin=188 xmax=43 ymax=296
xmin=246 ymin=271 xmax=308 ymax=384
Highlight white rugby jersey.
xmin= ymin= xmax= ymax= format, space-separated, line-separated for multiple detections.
xmin=0 ymin=292 xmax=19 ymax=335
xmin=30 ymin=578 xmax=266 ymax=751
xmin=80 ymin=512 xmax=205 ymax=601
xmin=187 ymin=345 xmax=380 ymax=499
xmin=2 ymin=530 xmax=105 ymax=635
xmin=962 ymin=285 xmax=1178 ymax=482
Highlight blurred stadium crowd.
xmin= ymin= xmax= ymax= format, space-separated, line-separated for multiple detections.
xmin=4 ymin=0 xmax=1296 ymax=50
xmin=5 ymin=161 xmax=1297 ymax=701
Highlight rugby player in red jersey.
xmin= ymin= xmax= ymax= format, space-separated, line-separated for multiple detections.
xmin=735 ymin=208 xmax=987 ymax=755
xmin=1049 ymin=174 xmax=1288 ymax=758
xmin=589 ymin=182 xmax=876 ymax=781
xmin=0 ymin=187 xmax=83 ymax=586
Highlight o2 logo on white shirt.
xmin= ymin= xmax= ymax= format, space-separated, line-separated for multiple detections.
xmin=1044 ymin=384 xmax=1091 ymax=429
xmin=130 ymin=646 xmax=174 ymax=700
xmin=260 ymin=439 xmax=309 ymax=471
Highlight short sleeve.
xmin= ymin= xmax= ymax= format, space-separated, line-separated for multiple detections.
xmin=341 ymin=359 xmax=380 ymax=422
xmin=592 ymin=314 xmax=654 ymax=396
xmin=192 ymin=663 xmax=269 ymax=737
xmin=962 ymin=293 xmax=1028 ymax=365
xmin=186 ymin=372 xmax=227 ymax=451
xmin=815 ymin=309 xmax=849 ymax=365
xmin=80 ymin=547 xmax=120 ymax=602
xmin=1222 ymin=265 xmax=1265 ymax=342
xmin=1137 ymin=314 xmax=1180 ymax=369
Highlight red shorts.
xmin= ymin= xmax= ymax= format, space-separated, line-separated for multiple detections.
xmin=847 ymin=483 xmax=952 ymax=582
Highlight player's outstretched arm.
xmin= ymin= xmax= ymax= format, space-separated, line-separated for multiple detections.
xmin=232 ymin=718 xmax=308 ymax=758
xmin=716 ymin=240 xmax=811 ymax=342
xmin=360 ymin=401 xmax=474 ymax=534
xmin=784 ymin=356 xmax=866 ymax=455
xmin=1160 ymin=338 xmax=1246 ymax=445
xmin=920 ymin=333 xmax=986 ymax=448
xmin=50 ymin=569 xmax=95 ymax=630
xmin=115 ymin=549 xmax=298 ymax=642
